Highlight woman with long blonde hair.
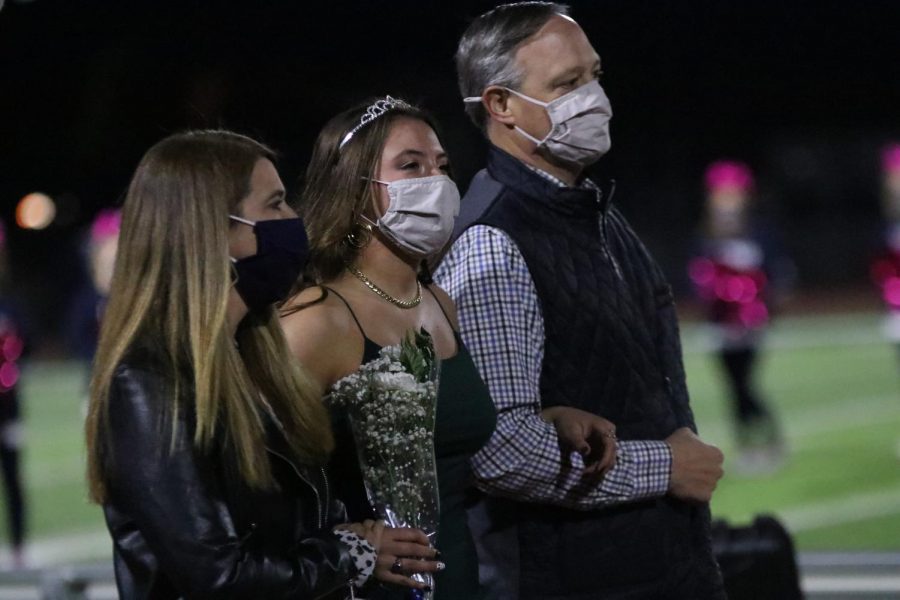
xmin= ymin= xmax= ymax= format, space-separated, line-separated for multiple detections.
xmin=85 ymin=130 xmax=438 ymax=598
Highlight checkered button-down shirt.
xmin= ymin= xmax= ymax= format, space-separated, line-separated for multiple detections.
xmin=434 ymin=167 xmax=672 ymax=510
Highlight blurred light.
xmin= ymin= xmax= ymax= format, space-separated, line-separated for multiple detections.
xmin=716 ymin=276 xmax=746 ymax=303
xmin=738 ymin=276 xmax=758 ymax=303
xmin=884 ymin=277 xmax=900 ymax=308
xmin=689 ymin=258 xmax=715 ymax=286
xmin=739 ymin=301 xmax=769 ymax=328
xmin=2 ymin=335 xmax=23 ymax=362
xmin=871 ymin=258 xmax=897 ymax=285
xmin=16 ymin=192 xmax=56 ymax=230
xmin=0 ymin=362 xmax=18 ymax=390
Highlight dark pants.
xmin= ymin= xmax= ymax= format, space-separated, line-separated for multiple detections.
xmin=717 ymin=347 xmax=769 ymax=424
xmin=0 ymin=389 xmax=24 ymax=548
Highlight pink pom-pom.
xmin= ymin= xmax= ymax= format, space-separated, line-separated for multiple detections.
xmin=704 ymin=160 xmax=755 ymax=192
xmin=90 ymin=209 xmax=121 ymax=243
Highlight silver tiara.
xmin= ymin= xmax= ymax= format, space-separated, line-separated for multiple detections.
xmin=338 ymin=96 xmax=412 ymax=151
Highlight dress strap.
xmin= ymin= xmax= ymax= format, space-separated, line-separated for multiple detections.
xmin=423 ymin=285 xmax=458 ymax=335
xmin=321 ymin=286 xmax=368 ymax=340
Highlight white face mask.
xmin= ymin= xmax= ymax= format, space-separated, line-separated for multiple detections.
xmin=363 ymin=174 xmax=461 ymax=258
xmin=466 ymin=79 xmax=613 ymax=167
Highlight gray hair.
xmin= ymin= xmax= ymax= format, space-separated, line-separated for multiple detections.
xmin=456 ymin=2 xmax=570 ymax=131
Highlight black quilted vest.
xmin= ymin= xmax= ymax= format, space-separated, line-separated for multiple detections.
xmin=456 ymin=146 xmax=724 ymax=600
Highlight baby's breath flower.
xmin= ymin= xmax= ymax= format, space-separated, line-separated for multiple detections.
xmin=325 ymin=331 xmax=440 ymax=535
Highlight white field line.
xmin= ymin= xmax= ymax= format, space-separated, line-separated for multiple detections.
xmin=698 ymin=394 xmax=900 ymax=450
xmin=683 ymin=329 xmax=886 ymax=354
xmin=703 ymin=394 xmax=900 ymax=537
xmin=779 ymin=486 xmax=900 ymax=534
xmin=28 ymin=397 xmax=896 ymax=491
xmin=4 ymin=495 xmax=900 ymax=566
xmin=800 ymin=551 xmax=900 ymax=568
xmin=10 ymin=491 xmax=900 ymax=564
xmin=781 ymin=395 xmax=899 ymax=440
xmin=802 ymin=575 xmax=900 ymax=593
xmin=680 ymin=316 xmax=887 ymax=354
xmin=10 ymin=347 xmax=899 ymax=564
xmin=0 ymin=530 xmax=111 ymax=567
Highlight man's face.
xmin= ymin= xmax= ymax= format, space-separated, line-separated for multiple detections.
xmin=510 ymin=15 xmax=603 ymax=140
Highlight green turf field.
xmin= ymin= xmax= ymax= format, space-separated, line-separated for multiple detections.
xmin=8 ymin=360 xmax=110 ymax=564
xmin=3 ymin=311 xmax=898 ymax=565
xmin=682 ymin=311 xmax=900 ymax=550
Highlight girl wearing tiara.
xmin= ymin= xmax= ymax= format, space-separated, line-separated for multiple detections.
xmin=281 ymin=97 xmax=496 ymax=599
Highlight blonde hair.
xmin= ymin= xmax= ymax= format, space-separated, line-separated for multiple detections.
xmin=86 ymin=130 xmax=333 ymax=503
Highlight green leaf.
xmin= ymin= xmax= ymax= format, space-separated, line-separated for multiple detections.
xmin=399 ymin=327 xmax=437 ymax=382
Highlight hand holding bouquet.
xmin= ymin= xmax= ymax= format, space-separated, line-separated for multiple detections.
xmin=329 ymin=329 xmax=441 ymax=599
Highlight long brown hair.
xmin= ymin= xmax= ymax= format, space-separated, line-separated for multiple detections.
xmin=86 ymin=130 xmax=333 ymax=503
xmin=297 ymin=97 xmax=445 ymax=286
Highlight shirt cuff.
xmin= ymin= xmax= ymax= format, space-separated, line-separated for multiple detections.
xmin=333 ymin=528 xmax=377 ymax=588
xmin=619 ymin=440 xmax=672 ymax=499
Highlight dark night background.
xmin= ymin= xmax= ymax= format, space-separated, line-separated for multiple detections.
xmin=1 ymin=0 xmax=899 ymax=350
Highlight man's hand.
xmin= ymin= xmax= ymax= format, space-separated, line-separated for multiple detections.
xmin=542 ymin=406 xmax=617 ymax=476
xmin=666 ymin=427 xmax=724 ymax=502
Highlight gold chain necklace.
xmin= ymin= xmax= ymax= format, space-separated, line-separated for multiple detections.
xmin=346 ymin=265 xmax=422 ymax=309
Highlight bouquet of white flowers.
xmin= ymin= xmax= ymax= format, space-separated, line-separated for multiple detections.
xmin=329 ymin=328 xmax=440 ymax=599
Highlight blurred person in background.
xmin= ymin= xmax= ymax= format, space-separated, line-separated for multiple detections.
xmin=689 ymin=160 xmax=794 ymax=474
xmin=85 ymin=130 xmax=439 ymax=598
xmin=67 ymin=209 xmax=120 ymax=365
xmin=869 ymin=143 xmax=900 ymax=459
xmin=67 ymin=209 xmax=121 ymax=399
xmin=871 ymin=144 xmax=900 ymax=362
xmin=0 ymin=220 xmax=27 ymax=569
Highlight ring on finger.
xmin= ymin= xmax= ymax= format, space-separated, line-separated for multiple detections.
xmin=390 ymin=558 xmax=404 ymax=574
xmin=604 ymin=430 xmax=617 ymax=440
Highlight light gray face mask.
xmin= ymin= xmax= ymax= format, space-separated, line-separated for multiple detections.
xmin=363 ymin=174 xmax=461 ymax=258
xmin=465 ymin=79 xmax=613 ymax=167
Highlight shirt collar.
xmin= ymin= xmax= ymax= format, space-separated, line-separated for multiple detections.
xmin=486 ymin=145 xmax=608 ymax=219
xmin=523 ymin=163 xmax=599 ymax=192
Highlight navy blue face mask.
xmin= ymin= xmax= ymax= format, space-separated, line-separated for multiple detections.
xmin=229 ymin=215 xmax=309 ymax=312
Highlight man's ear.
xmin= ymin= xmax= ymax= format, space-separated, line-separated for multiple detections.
xmin=483 ymin=86 xmax=516 ymax=126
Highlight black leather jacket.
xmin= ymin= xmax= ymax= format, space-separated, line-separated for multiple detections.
xmin=100 ymin=355 xmax=356 ymax=599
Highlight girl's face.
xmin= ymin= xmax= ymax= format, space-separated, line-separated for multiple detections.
xmin=372 ymin=116 xmax=449 ymax=215
xmin=228 ymin=158 xmax=295 ymax=259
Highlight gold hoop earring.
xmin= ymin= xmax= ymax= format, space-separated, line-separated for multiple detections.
xmin=344 ymin=222 xmax=373 ymax=249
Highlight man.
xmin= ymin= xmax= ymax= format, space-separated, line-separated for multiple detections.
xmin=434 ymin=3 xmax=726 ymax=598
